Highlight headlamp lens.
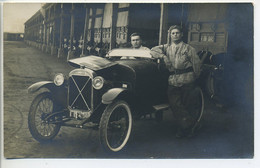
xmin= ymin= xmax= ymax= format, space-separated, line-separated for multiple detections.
xmin=93 ymin=76 xmax=104 ymax=89
xmin=54 ymin=73 xmax=65 ymax=86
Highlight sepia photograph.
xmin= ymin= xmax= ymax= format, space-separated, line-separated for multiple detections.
xmin=1 ymin=0 xmax=256 ymax=167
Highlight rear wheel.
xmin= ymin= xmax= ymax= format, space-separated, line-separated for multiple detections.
xmin=28 ymin=92 xmax=61 ymax=143
xmin=99 ymin=100 xmax=132 ymax=152
xmin=185 ymin=87 xmax=204 ymax=131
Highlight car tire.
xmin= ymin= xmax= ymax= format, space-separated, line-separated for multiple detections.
xmin=206 ymin=72 xmax=215 ymax=98
xmin=99 ymin=100 xmax=132 ymax=152
xmin=185 ymin=87 xmax=205 ymax=130
xmin=28 ymin=92 xmax=61 ymax=143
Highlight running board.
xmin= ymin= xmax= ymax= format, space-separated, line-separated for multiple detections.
xmin=153 ymin=104 xmax=169 ymax=111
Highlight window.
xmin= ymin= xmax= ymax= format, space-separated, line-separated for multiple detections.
xmin=200 ymin=33 xmax=214 ymax=42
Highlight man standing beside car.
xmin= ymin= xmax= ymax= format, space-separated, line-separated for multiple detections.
xmin=150 ymin=25 xmax=201 ymax=138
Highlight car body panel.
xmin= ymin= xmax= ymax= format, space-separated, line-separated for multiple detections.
xmin=116 ymin=59 xmax=168 ymax=104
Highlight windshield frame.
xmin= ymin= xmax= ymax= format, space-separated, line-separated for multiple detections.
xmin=106 ymin=48 xmax=152 ymax=59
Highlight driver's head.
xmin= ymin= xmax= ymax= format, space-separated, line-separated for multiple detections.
xmin=130 ymin=33 xmax=142 ymax=49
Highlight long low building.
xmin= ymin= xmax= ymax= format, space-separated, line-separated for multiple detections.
xmin=24 ymin=3 xmax=253 ymax=58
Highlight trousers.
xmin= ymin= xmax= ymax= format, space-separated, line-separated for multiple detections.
xmin=167 ymin=83 xmax=197 ymax=131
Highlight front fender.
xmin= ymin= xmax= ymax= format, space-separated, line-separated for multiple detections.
xmin=28 ymin=81 xmax=55 ymax=93
xmin=102 ymin=88 xmax=128 ymax=104
xmin=28 ymin=81 xmax=68 ymax=108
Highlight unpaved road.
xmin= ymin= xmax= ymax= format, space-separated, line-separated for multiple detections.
xmin=3 ymin=41 xmax=253 ymax=159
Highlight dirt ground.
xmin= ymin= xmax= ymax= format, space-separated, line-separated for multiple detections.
xmin=2 ymin=41 xmax=254 ymax=159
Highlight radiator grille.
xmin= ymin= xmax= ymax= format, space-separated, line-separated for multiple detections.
xmin=68 ymin=75 xmax=92 ymax=111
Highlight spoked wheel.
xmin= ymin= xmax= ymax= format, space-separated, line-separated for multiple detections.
xmin=99 ymin=100 xmax=132 ymax=152
xmin=28 ymin=92 xmax=61 ymax=143
xmin=185 ymin=87 xmax=204 ymax=131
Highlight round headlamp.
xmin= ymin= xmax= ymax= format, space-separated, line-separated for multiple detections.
xmin=54 ymin=73 xmax=65 ymax=86
xmin=92 ymin=76 xmax=104 ymax=90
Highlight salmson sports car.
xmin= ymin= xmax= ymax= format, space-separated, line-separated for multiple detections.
xmin=28 ymin=49 xmax=204 ymax=152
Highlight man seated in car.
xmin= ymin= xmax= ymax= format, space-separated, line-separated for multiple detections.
xmin=121 ymin=32 xmax=150 ymax=59
xmin=130 ymin=32 xmax=150 ymax=50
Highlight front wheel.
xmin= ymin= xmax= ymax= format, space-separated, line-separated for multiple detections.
xmin=28 ymin=92 xmax=61 ymax=143
xmin=99 ymin=100 xmax=133 ymax=152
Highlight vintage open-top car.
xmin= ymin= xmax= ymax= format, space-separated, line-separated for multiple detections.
xmin=28 ymin=49 xmax=204 ymax=152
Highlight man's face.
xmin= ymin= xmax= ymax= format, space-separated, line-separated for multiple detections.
xmin=131 ymin=35 xmax=142 ymax=48
xmin=170 ymin=29 xmax=183 ymax=43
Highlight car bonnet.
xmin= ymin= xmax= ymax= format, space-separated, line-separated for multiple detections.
xmin=68 ymin=56 xmax=118 ymax=71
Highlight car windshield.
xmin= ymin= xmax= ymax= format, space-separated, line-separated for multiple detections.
xmin=106 ymin=49 xmax=152 ymax=59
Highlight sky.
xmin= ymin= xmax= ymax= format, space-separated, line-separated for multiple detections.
xmin=3 ymin=3 xmax=42 ymax=33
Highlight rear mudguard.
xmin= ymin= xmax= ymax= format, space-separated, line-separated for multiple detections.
xmin=28 ymin=81 xmax=67 ymax=108
xmin=102 ymin=88 xmax=129 ymax=104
